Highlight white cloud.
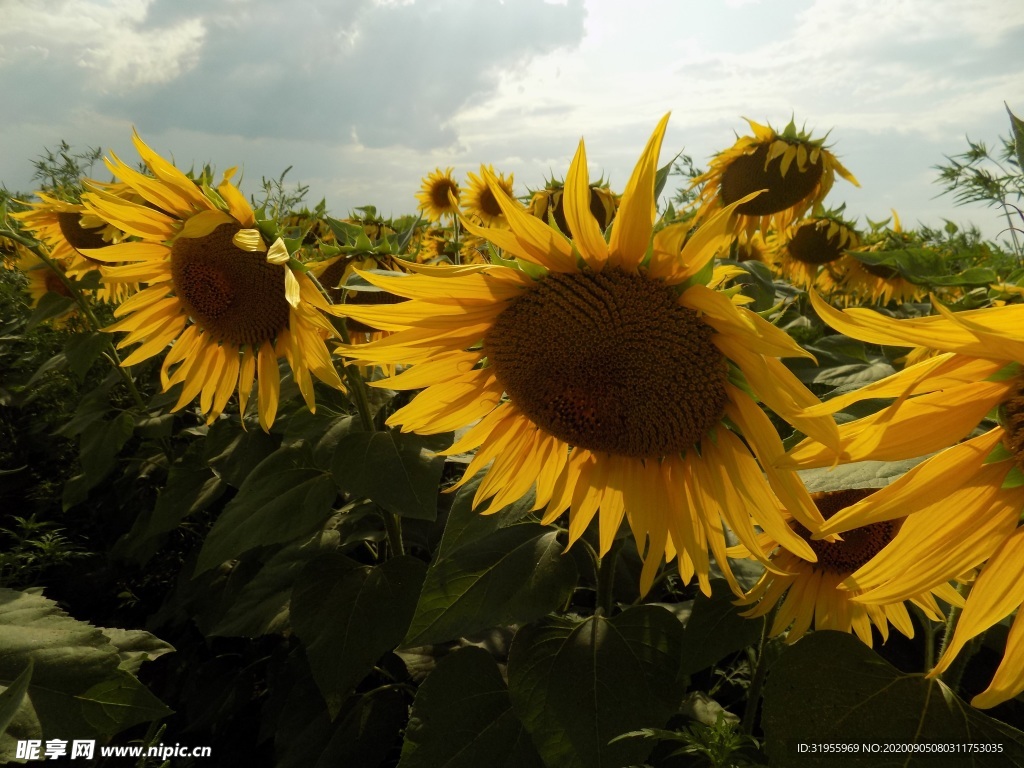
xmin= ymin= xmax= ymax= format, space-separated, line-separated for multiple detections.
xmin=80 ymin=17 xmax=205 ymax=89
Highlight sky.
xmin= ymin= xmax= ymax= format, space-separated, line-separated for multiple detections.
xmin=2 ymin=0 xmax=1023 ymax=242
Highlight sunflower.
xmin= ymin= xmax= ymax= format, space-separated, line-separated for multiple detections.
xmin=822 ymin=212 xmax=926 ymax=306
xmin=15 ymin=248 xmax=78 ymax=326
xmin=735 ymin=486 xmax=961 ymax=646
xmin=767 ymin=212 xmax=860 ymax=292
xmin=10 ymin=191 xmax=131 ymax=301
xmin=329 ymin=115 xmax=840 ymax=597
xmin=80 ymin=130 xmax=345 ymax=431
xmin=416 ymin=168 xmax=460 ymax=222
xmin=691 ymin=118 xmax=859 ymax=237
xmin=732 ymin=230 xmax=768 ymax=263
xmin=309 ymin=253 xmax=407 ymax=337
xmin=528 ymin=178 xmax=618 ymax=235
xmin=463 ymin=167 xmax=514 ymax=227
xmin=783 ymin=292 xmax=1024 ymax=707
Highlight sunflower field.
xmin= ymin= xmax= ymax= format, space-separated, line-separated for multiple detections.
xmin=1 ymin=107 xmax=1024 ymax=768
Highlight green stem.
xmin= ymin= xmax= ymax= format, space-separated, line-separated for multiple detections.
xmin=383 ymin=508 xmax=405 ymax=558
xmin=911 ymin=604 xmax=937 ymax=672
xmin=306 ymin=272 xmax=375 ymax=432
xmin=937 ymin=580 xmax=975 ymax=692
xmin=596 ymin=538 xmax=622 ymax=616
xmin=741 ymin=605 xmax=776 ymax=736
xmin=306 ymin=271 xmax=403 ymax=556
xmin=6 ymin=229 xmax=146 ymax=410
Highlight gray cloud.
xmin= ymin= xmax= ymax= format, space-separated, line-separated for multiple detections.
xmin=89 ymin=0 xmax=586 ymax=147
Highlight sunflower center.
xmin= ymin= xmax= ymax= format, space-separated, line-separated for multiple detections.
xmin=719 ymin=141 xmax=823 ymax=217
xmin=56 ymin=212 xmax=108 ymax=259
xmin=792 ymin=488 xmax=898 ymax=575
xmin=1000 ymin=377 xmax=1024 ymax=470
xmin=786 ymin=221 xmax=848 ymax=265
xmin=170 ymin=222 xmax=290 ymax=347
xmin=485 ymin=268 xmax=729 ymax=458
xmin=431 ymin=179 xmax=459 ymax=210
xmin=44 ymin=269 xmax=73 ymax=297
xmin=479 ymin=188 xmax=503 ymax=219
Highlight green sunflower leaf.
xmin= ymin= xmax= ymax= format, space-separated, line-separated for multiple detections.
xmin=331 ymin=429 xmax=448 ymax=520
xmin=63 ymin=331 xmax=111 ymax=381
xmin=507 ymin=605 xmax=686 ymax=768
xmin=403 ymin=525 xmax=576 ymax=647
xmin=398 ymin=647 xmax=543 ymax=768
xmin=0 ymin=588 xmax=171 ymax=758
xmin=676 ymin=579 xmax=764 ymax=676
xmin=195 ymin=444 xmax=337 ymax=574
xmin=762 ymin=631 xmax=1024 ymax=766
xmin=291 ymin=553 xmax=425 ymax=718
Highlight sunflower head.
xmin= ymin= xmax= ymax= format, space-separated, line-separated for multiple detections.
xmin=14 ymin=248 xmax=78 ymax=326
xmin=736 ymin=484 xmax=959 ymax=646
xmin=81 ymin=130 xmax=345 ymax=430
xmin=10 ymin=191 xmax=124 ymax=273
xmin=692 ymin=118 xmax=859 ymax=236
xmin=329 ymin=114 xmax=842 ymax=597
xmin=416 ymin=168 xmax=461 ymax=222
xmin=463 ymin=166 xmax=514 ymax=228
xmin=768 ymin=208 xmax=861 ymax=291
xmin=527 ymin=177 xmax=618 ymax=235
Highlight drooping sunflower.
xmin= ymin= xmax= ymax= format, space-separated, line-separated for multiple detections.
xmin=528 ymin=178 xmax=618 ymax=235
xmin=732 ymin=230 xmax=768 ymax=263
xmin=767 ymin=211 xmax=860 ymax=292
xmin=462 ymin=166 xmax=514 ymax=228
xmin=416 ymin=168 xmax=460 ymax=222
xmin=783 ymin=292 xmax=1024 ymax=707
xmin=80 ymin=130 xmax=345 ymax=430
xmin=691 ymin=118 xmax=859 ymax=237
xmin=735 ymin=486 xmax=961 ymax=646
xmin=822 ymin=212 xmax=926 ymax=306
xmin=330 ymin=115 xmax=840 ymax=596
xmin=15 ymin=248 xmax=78 ymax=326
xmin=10 ymin=191 xmax=131 ymax=301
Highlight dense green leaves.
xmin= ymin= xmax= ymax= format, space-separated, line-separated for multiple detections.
xmin=332 ymin=429 xmax=449 ymax=520
xmin=292 ymin=553 xmax=426 ymax=716
xmin=195 ymin=444 xmax=337 ymax=574
xmin=763 ymin=632 xmax=1024 ymax=767
xmin=507 ymin=606 xmax=686 ymax=768
xmin=399 ymin=647 xmax=543 ymax=768
xmin=0 ymin=588 xmax=170 ymax=759
xmin=404 ymin=525 xmax=576 ymax=647
xmin=676 ymin=580 xmax=765 ymax=676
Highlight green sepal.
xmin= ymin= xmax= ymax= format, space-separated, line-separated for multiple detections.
xmin=984 ymin=440 xmax=1013 ymax=465
xmin=516 ymin=257 xmax=548 ymax=281
xmin=1002 ymin=465 xmax=1024 ymax=489
xmin=987 ymin=362 xmax=1022 ymax=382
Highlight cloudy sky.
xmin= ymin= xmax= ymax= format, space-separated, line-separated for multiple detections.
xmin=2 ymin=0 xmax=1022 ymax=241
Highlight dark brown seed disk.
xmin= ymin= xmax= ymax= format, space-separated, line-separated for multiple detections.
xmin=57 ymin=212 xmax=108 ymax=259
xmin=791 ymin=488 xmax=898 ymax=575
xmin=786 ymin=221 xmax=848 ymax=265
xmin=1001 ymin=378 xmax=1024 ymax=470
xmin=547 ymin=187 xmax=614 ymax=235
xmin=430 ymin=179 xmax=459 ymax=210
xmin=485 ymin=267 xmax=729 ymax=458
xmin=477 ymin=187 xmax=503 ymax=219
xmin=718 ymin=141 xmax=823 ymax=216
xmin=170 ymin=222 xmax=290 ymax=347
xmin=44 ymin=268 xmax=73 ymax=297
